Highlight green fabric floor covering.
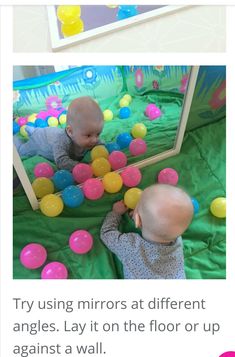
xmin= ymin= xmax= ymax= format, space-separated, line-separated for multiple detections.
xmin=13 ymin=115 xmax=226 ymax=279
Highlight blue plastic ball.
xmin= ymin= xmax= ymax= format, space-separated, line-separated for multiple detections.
xmin=61 ymin=185 xmax=84 ymax=208
xmin=35 ymin=119 xmax=48 ymax=128
xmin=26 ymin=122 xmax=35 ymax=127
xmin=192 ymin=198 xmax=199 ymax=214
xmin=117 ymin=6 xmax=138 ymax=20
xmin=119 ymin=107 xmax=131 ymax=119
xmin=53 ymin=170 xmax=74 ymax=191
xmin=116 ymin=133 xmax=132 ymax=149
xmin=13 ymin=121 xmax=20 ymax=135
xmin=106 ymin=142 xmax=121 ymax=153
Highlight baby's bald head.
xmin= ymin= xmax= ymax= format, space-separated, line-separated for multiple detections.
xmin=135 ymin=184 xmax=193 ymax=243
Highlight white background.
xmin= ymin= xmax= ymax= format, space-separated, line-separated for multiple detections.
xmin=1 ymin=5 xmax=234 ymax=357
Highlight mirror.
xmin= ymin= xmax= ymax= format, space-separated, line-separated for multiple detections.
xmin=13 ymin=65 xmax=199 ymax=210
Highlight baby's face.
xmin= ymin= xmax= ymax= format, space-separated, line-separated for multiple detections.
xmin=71 ymin=120 xmax=103 ymax=149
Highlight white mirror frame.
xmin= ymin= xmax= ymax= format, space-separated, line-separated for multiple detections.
xmin=13 ymin=65 xmax=199 ymax=211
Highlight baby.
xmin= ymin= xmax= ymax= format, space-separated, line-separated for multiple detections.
xmin=14 ymin=96 xmax=104 ymax=171
xmin=100 ymin=184 xmax=194 ymax=279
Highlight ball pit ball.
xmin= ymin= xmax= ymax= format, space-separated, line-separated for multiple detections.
xmin=116 ymin=132 xmax=132 ymax=149
xmin=145 ymin=104 xmax=157 ymax=117
xmin=34 ymin=162 xmax=54 ymax=178
xmin=119 ymin=98 xmax=130 ymax=108
xmin=47 ymin=108 xmax=61 ymax=118
xmin=210 ymin=197 xmax=226 ymax=218
xmin=106 ymin=142 xmax=121 ymax=154
xmin=40 ymin=194 xmax=64 ymax=217
xmin=123 ymin=94 xmax=132 ymax=103
xmin=131 ymin=123 xmax=147 ymax=139
xmin=26 ymin=122 xmax=35 ymax=127
xmin=148 ymin=107 xmax=162 ymax=121
xmin=32 ymin=177 xmax=55 ymax=199
xmin=41 ymin=262 xmax=68 ymax=279
xmin=129 ymin=138 xmax=147 ymax=156
xmin=121 ymin=167 xmax=142 ymax=187
xmin=69 ymin=230 xmax=93 ymax=254
xmin=108 ymin=151 xmax=127 ymax=170
xmin=124 ymin=187 xmax=142 ymax=209
xmin=103 ymin=109 xmax=114 ymax=121
xmin=61 ymin=19 xmax=84 ymax=37
xmin=119 ymin=107 xmax=131 ymax=119
xmin=83 ymin=178 xmax=104 ymax=200
xmin=18 ymin=117 xmax=28 ymax=127
xmin=27 ymin=113 xmax=37 ymax=123
xmin=62 ymin=185 xmax=84 ymax=208
xmin=20 ymin=125 xmax=28 ymax=138
xmin=191 ymin=198 xmax=200 ymax=215
xmin=57 ymin=5 xmax=81 ymax=24
xmin=47 ymin=116 xmax=59 ymax=127
xmin=91 ymin=145 xmax=109 ymax=161
xmin=103 ymin=172 xmax=123 ymax=193
xmin=35 ymin=118 xmax=48 ymax=128
xmin=13 ymin=121 xmax=20 ymax=135
xmin=91 ymin=157 xmax=111 ymax=177
xmin=59 ymin=114 xmax=67 ymax=125
xmin=157 ymin=168 xmax=179 ymax=186
xmin=20 ymin=243 xmax=47 ymax=270
xmin=72 ymin=163 xmax=93 ymax=184
xmin=37 ymin=111 xmax=49 ymax=120
xmin=53 ymin=170 xmax=74 ymax=190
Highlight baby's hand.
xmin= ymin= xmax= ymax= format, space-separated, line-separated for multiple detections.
xmin=113 ymin=200 xmax=128 ymax=215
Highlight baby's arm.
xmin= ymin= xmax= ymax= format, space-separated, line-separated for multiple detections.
xmin=53 ymin=141 xmax=78 ymax=171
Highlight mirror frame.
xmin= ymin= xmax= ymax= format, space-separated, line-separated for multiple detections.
xmin=13 ymin=65 xmax=199 ymax=211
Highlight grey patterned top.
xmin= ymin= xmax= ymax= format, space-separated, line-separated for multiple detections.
xmin=100 ymin=211 xmax=186 ymax=280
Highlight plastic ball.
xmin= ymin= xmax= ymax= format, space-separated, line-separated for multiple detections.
xmin=72 ymin=163 xmax=93 ymax=184
xmin=145 ymin=104 xmax=157 ymax=117
xmin=116 ymin=132 xmax=132 ymax=149
xmin=148 ymin=107 xmax=162 ymax=120
xmin=62 ymin=185 xmax=84 ymax=208
xmin=69 ymin=230 xmax=93 ymax=254
xmin=131 ymin=123 xmax=147 ymax=139
xmin=210 ymin=197 xmax=226 ymax=218
xmin=37 ymin=111 xmax=49 ymax=120
xmin=103 ymin=109 xmax=114 ymax=121
xmin=40 ymin=194 xmax=64 ymax=217
xmin=61 ymin=19 xmax=84 ymax=37
xmin=108 ymin=151 xmax=127 ymax=170
xmin=28 ymin=113 xmax=37 ymax=123
xmin=35 ymin=118 xmax=48 ymax=128
xmin=121 ymin=167 xmax=142 ymax=187
xmin=83 ymin=178 xmax=104 ymax=200
xmin=41 ymin=262 xmax=68 ymax=279
xmin=47 ymin=108 xmax=61 ymax=118
xmin=106 ymin=142 xmax=121 ymax=153
xmin=117 ymin=5 xmax=138 ymax=20
xmin=91 ymin=145 xmax=109 ymax=161
xmin=119 ymin=107 xmax=131 ymax=119
xmin=26 ymin=122 xmax=35 ymax=127
xmin=59 ymin=114 xmax=67 ymax=125
xmin=103 ymin=172 xmax=123 ymax=193
xmin=119 ymin=98 xmax=129 ymax=108
xmin=91 ymin=157 xmax=111 ymax=177
xmin=32 ymin=177 xmax=54 ymax=199
xmin=34 ymin=162 xmax=54 ymax=178
xmin=13 ymin=121 xmax=20 ymax=135
xmin=124 ymin=187 xmax=142 ymax=209
xmin=157 ymin=168 xmax=179 ymax=186
xmin=123 ymin=94 xmax=132 ymax=103
xmin=47 ymin=116 xmax=59 ymax=127
xmin=192 ymin=198 xmax=200 ymax=214
xmin=20 ymin=243 xmax=47 ymax=269
xmin=53 ymin=170 xmax=74 ymax=190
xmin=20 ymin=125 xmax=28 ymax=138
xmin=57 ymin=5 xmax=81 ymax=24
xmin=18 ymin=117 xmax=28 ymax=127
xmin=129 ymin=138 xmax=147 ymax=156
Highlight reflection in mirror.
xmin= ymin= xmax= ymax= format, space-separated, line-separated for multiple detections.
xmin=13 ymin=65 xmax=192 ymax=208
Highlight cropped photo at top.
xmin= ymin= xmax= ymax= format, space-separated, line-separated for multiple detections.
xmin=13 ymin=65 xmax=226 ymax=280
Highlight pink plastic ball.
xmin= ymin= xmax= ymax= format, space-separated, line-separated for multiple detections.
xmin=34 ymin=162 xmax=54 ymax=178
xmin=20 ymin=243 xmax=47 ymax=269
xmin=37 ymin=111 xmax=49 ymax=120
xmin=69 ymin=230 xmax=93 ymax=254
xmin=157 ymin=168 xmax=179 ymax=185
xmin=47 ymin=108 xmax=61 ymax=118
xmin=83 ymin=178 xmax=104 ymax=200
xmin=148 ymin=107 xmax=162 ymax=120
xmin=145 ymin=104 xmax=157 ymax=117
xmin=41 ymin=262 xmax=68 ymax=279
xmin=108 ymin=151 xmax=127 ymax=170
xmin=129 ymin=138 xmax=147 ymax=156
xmin=18 ymin=117 xmax=28 ymax=127
xmin=121 ymin=166 xmax=142 ymax=187
xmin=72 ymin=163 xmax=93 ymax=184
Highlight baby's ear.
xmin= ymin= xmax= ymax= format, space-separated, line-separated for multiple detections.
xmin=66 ymin=125 xmax=72 ymax=136
xmin=134 ymin=211 xmax=142 ymax=229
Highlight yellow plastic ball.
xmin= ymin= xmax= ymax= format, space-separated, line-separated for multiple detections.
xmin=20 ymin=125 xmax=28 ymax=138
xmin=124 ymin=188 xmax=142 ymax=209
xmin=27 ymin=113 xmax=37 ymax=123
xmin=32 ymin=177 xmax=54 ymax=199
xmin=47 ymin=116 xmax=59 ymax=127
xmin=61 ymin=19 xmax=84 ymax=37
xmin=119 ymin=98 xmax=130 ymax=108
xmin=40 ymin=194 xmax=64 ymax=217
xmin=123 ymin=94 xmax=132 ymax=103
xmin=107 ymin=5 xmax=118 ymax=8
xmin=15 ymin=117 xmax=19 ymax=123
xmin=91 ymin=158 xmax=111 ymax=177
xmin=91 ymin=145 xmax=109 ymax=161
xmin=131 ymin=123 xmax=147 ymax=139
xmin=59 ymin=114 xmax=67 ymax=125
xmin=210 ymin=197 xmax=226 ymax=218
xmin=57 ymin=5 xmax=81 ymax=24
xmin=103 ymin=172 xmax=123 ymax=193
xmin=103 ymin=109 xmax=114 ymax=121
